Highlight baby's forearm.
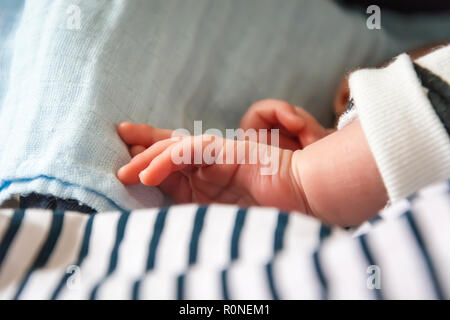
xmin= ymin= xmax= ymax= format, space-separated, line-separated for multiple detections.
xmin=291 ymin=120 xmax=388 ymax=226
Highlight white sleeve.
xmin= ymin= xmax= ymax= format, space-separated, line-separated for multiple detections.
xmin=339 ymin=46 xmax=450 ymax=203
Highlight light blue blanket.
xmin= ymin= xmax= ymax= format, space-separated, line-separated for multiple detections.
xmin=0 ymin=0 xmax=449 ymax=211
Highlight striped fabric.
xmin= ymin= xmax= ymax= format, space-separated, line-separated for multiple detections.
xmin=0 ymin=182 xmax=449 ymax=300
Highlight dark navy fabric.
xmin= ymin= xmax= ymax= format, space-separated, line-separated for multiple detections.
xmin=20 ymin=193 xmax=96 ymax=214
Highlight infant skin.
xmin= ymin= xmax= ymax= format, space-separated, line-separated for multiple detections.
xmin=117 ymin=99 xmax=388 ymax=226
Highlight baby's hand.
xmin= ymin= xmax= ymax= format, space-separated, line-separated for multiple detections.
xmin=116 ymin=122 xmax=310 ymax=213
xmin=117 ymin=119 xmax=388 ymax=226
xmin=239 ymin=99 xmax=331 ymax=150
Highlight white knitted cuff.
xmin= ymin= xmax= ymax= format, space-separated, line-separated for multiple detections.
xmin=349 ymin=53 xmax=450 ymax=203
xmin=336 ymin=102 xmax=357 ymax=130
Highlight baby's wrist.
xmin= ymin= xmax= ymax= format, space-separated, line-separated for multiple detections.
xmin=292 ymin=120 xmax=388 ymax=226
xmin=290 ymin=150 xmax=314 ymax=216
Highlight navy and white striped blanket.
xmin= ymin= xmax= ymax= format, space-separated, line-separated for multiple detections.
xmin=0 ymin=182 xmax=449 ymax=299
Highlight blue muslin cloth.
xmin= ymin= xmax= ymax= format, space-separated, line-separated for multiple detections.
xmin=1 ymin=0 xmax=449 ymax=211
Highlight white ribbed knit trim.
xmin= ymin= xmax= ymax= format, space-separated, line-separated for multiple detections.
xmin=348 ymin=53 xmax=450 ymax=203
xmin=337 ymin=103 xmax=357 ymax=130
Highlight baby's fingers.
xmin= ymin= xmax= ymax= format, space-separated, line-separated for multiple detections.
xmin=117 ymin=138 xmax=177 ymax=184
xmin=139 ymin=135 xmax=223 ymax=186
xmin=117 ymin=122 xmax=173 ymax=147
xmin=139 ymin=143 xmax=183 ymax=186
xmin=130 ymin=145 xmax=146 ymax=157
xmin=240 ymin=99 xmax=305 ymax=134
xmin=294 ymin=107 xmax=328 ymax=146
